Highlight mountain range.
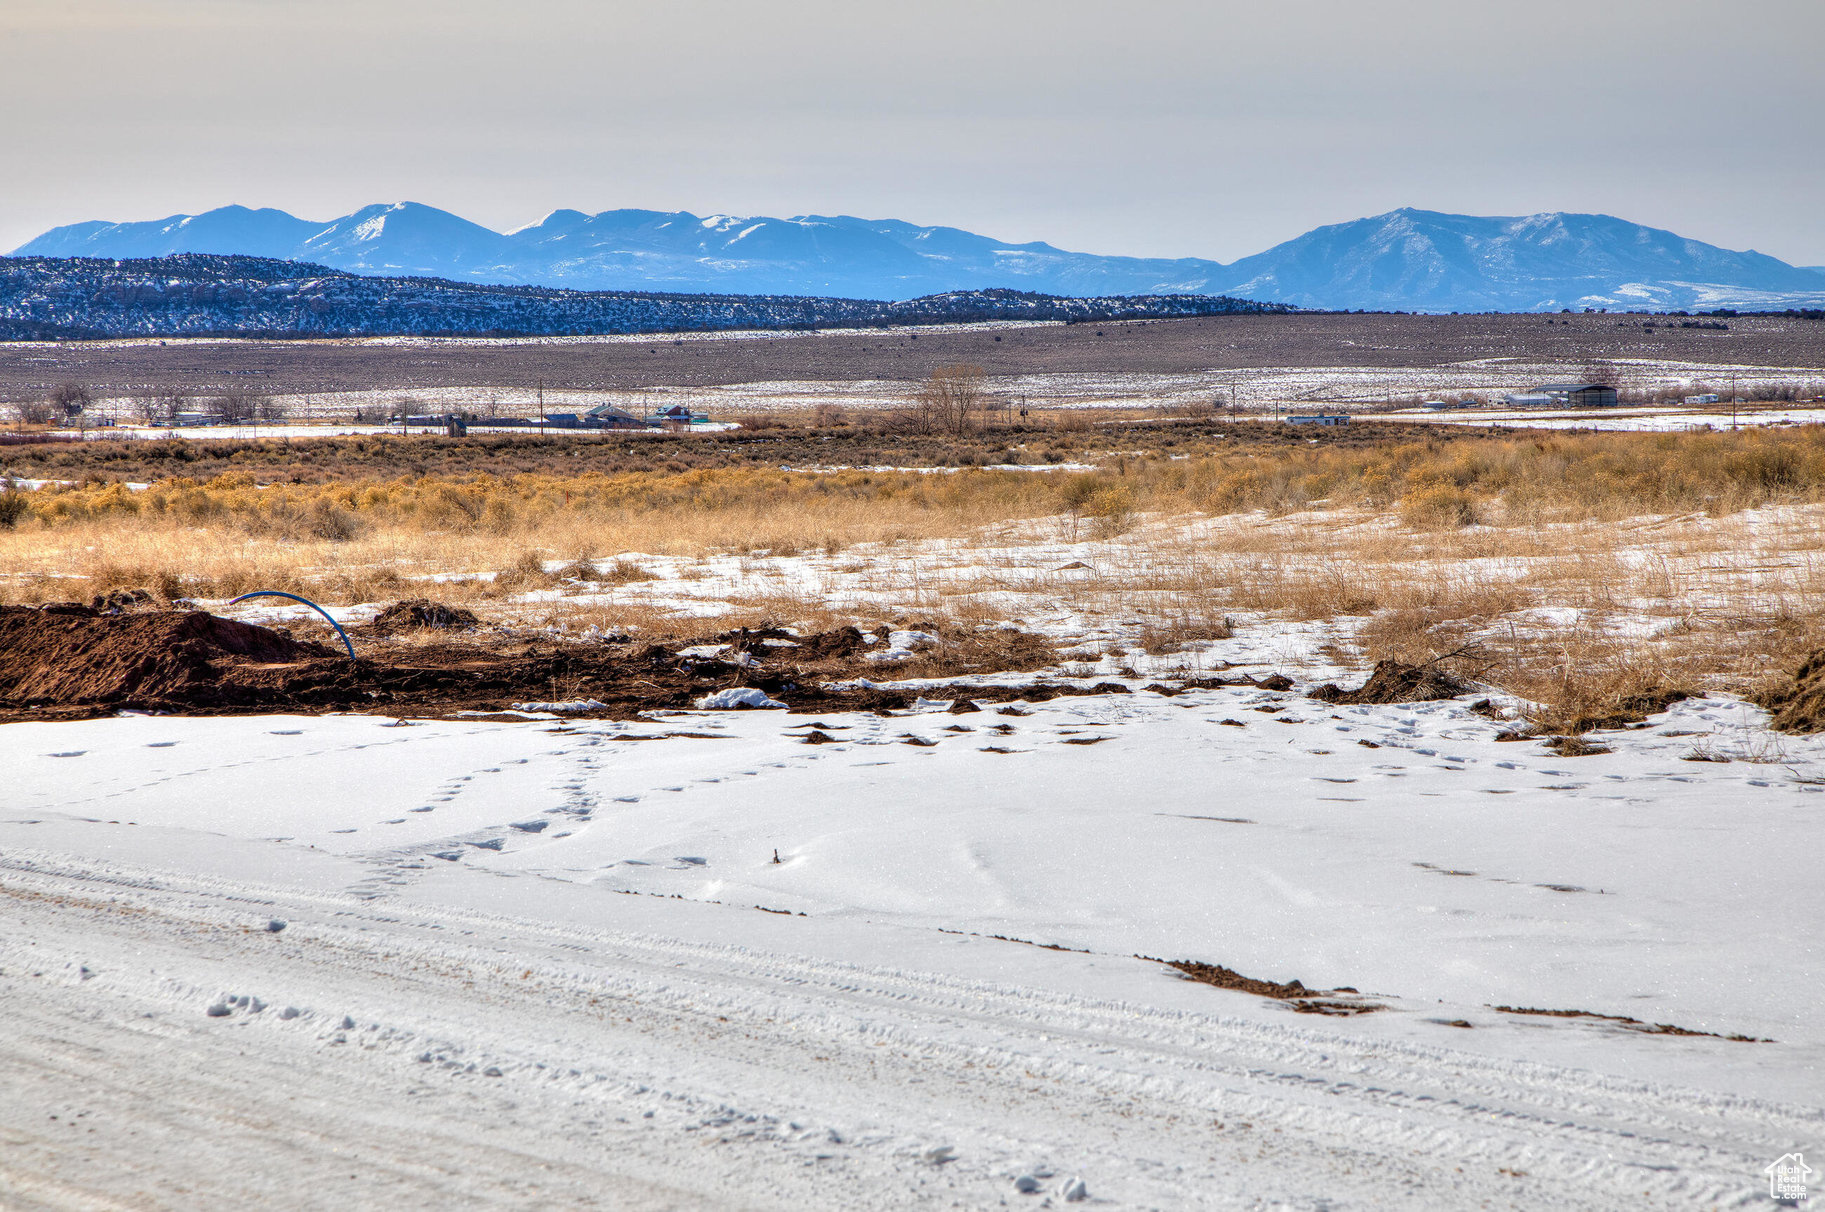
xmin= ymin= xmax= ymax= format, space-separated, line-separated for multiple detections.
xmin=15 ymin=204 xmax=1825 ymax=313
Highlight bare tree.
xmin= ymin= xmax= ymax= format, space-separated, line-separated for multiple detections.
xmin=207 ymin=390 xmax=260 ymax=424
xmin=13 ymin=399 xmax=56 ymax=425
xmin=906 ymin=364 xmax=987 ymax=435
xmin=49 ymin=382 xmax=91 ymax=423
xmin=158 ymin=391 xmax=191 ymax=426
xmin=129 ymin=394 xmax=163 ymax=426
xmin=253 ymin=394 xmax=286 ymax=422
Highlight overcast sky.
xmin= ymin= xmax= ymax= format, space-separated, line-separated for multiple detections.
xmin=3 ymin=0 xmax=1821 ymax=264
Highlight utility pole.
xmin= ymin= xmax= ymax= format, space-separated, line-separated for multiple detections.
xmin=539 ymin=379 xmax=545 ymax=435
xmin=1732 ymin=373 xmax=1738 ymax=430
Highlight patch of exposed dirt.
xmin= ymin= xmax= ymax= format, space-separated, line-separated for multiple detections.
xmin=1152 ymin=958 xmax=1385 ymax=1014
xmin=366 ymin=599 xmax=480 ymax=632
xmin=1754 ymin=649 xmax=1825 ymax=732
xmin=1492 ymin=1005 xmax=1769 ymax=1042
xmin=1308 ymin=659 xmax=1471 ymax=705
xmin=0 ymin=604 xmax=1256 ymax=723
xmin=1154 ymin=959 xmax=1312 ymax=999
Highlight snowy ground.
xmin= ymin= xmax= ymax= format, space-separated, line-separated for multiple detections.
xmin=53 ymin=355 xmax=1823 ymax=433
xmin=4 ymin=659 xmax=1822 ymax=1206
xmin=7 ymin=497 xmax=1825 ymax=1206
xmin=1396 ymin=405 xmax=1825 ymax=432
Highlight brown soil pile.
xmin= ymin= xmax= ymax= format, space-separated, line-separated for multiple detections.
xmin=0 ymin=605 xmax=1181 ymax=723
xmin=1754 ymin=649 xmax=1825 ymax=732
xmin=0 ymin=604 xmax=333 ymax=710
xmin=367 ymin=599 xmax=480 ymax=632
xmin=1308 ymin=660 xmax=1470 ymax=705
xmin=0 ymin=604 xmax=1303 ymax=724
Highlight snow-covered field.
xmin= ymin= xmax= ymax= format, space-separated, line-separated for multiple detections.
xmin=56 ymin=355 xmax=1823 ymax=433
xmin=5 ymin=634 xmax=1822 ymax=1206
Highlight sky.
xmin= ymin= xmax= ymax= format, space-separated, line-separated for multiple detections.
xmin=2 ymin=0 xmax=1822 ymax=265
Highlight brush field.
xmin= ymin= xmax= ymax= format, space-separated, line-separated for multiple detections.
xmin=8 ymin=421 xmax=1825 ymax=733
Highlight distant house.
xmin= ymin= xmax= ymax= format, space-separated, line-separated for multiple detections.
xmin=1284 ymin=414 xmax=1350 ymax=426
xmin=652 ymin=403 xmax=708 ymax=424
xmin=583 ymin=404 xmax=652 ymax=430
xmin=1684 ymin=393 xmax=1721 ymax=405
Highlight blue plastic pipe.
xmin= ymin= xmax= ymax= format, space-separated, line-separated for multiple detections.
xmin=226 ymin=590 xmax=358 ymax=661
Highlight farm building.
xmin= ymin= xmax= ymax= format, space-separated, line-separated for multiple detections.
xmin=1539 ymin=383 xmax=1619 ymax=408
xmin=1500 ymin=383 xmax=1619 ymax=409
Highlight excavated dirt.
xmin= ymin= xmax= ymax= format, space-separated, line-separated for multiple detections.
xmin=0 ymin=605 xmax=336 ymax=712
xmin=1308 ymin=660 xmax=1471 ymax=705
xmin=366 ymin=599 xmax=480 ymax=632
xmin=0 ymin=604 xmax=1292 ymax=723
xmin=1754 ymin=649 xmax=1825 ymax=732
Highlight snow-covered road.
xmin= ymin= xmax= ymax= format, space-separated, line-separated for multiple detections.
xmin=0 ymin=851 xmax=1809 ymax=1211
xmin=3 ymin=683 xmax=1821 ymax=1208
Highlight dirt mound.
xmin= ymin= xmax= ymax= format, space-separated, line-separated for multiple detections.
xmin=368 ymin=599 xmax=480 ymax=632
xmin=1308 ymin=660 xmax=1471 ymax=706
xmin=0 ymin=605 xmax=1225 ymax=725
xmin=1754 ymin=649 xmax=1825 ymax=732
xmin=0 ymin=604 xmax=329 ymax=709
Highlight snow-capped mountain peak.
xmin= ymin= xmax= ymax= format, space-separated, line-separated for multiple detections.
xmin=12 ymin=203 xmax=1824 ymax=310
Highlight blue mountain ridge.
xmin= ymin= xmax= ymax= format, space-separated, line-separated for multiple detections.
xmin=16 ymin=203 xmax=1825 ymax=312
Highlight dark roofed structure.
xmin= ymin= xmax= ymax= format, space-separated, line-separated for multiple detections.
xmin=1532 ymin=383 xmax=1619 ymax=408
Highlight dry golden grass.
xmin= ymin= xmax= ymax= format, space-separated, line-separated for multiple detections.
xmin=11 ymin=428 xmax=1825 ymax=728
